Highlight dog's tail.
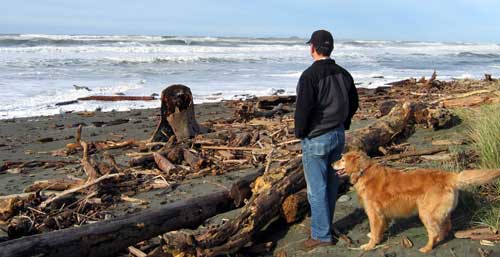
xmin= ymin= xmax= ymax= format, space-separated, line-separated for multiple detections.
xmin=455 ymin=169 xmax=500 ymax=188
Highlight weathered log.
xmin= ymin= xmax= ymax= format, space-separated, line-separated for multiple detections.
xmin=183 ymin=149 xmax=206 ymax=171
xmin=129 ymin=154 xmax=157 ymax=167
xmin=0 ymin=191 xmax=233 ymax=257
xmin=256 ymin=95 xmax=296 ymax=110
xmin=77 ymin=96 xmax=156 ymax=101
xmin=192 ymin=158 xmax=305 ymax=257
xmin=153 ymin=153 xmax=176 ymax=173
xmin=150 ymin=85 xmax=200 ymax=142
xmin=24 ymin=178 xmax=85 ymax=193
xmin=229 ymin=168 xmax=264 ymax=207
xmin=255 ymin=103 xmax=289 ymax=118
xmin=385 ymin=78 xmax=416 ymax=86
xmin=425 ymin=107 xmax=457 ymax=129
xmin=378 ymin=100 xmax=397 ymax=117
xmin=346 ymin=102 xmax=414 ymax=155
xmin=420 ymin=153 xmax=454 ymax=162
xmin=377 ymin=146 xmax=449 ymax=161
xmin=441 ymin=95 xmax=492 ymax=108
xmin=235 ymin=102 xmax=290 ymax=121
xmin=455 ymin=227 xmax=500 ymax=241
xmin=55 ymin=100 xmax=79 ymax=106
xmin=0 ymin=193 xmax=37 ymax=221
xmin=7 ymin=216 xmax=34 ymax=239
xmin=129 ymin=147 xmax=183 ymax=167
xmin=281 ymin=177 xmax=350 ymax=224
xmin=281 ymin=189 xmax=308 ymax=224
xmin=432 ymin=89 xmax=494 ymax=105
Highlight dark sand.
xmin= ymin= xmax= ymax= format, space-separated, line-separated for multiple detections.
xmin=0 ymin=101 xmax=499 ymax=257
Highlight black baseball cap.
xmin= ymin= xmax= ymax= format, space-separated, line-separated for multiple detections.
xmin=306 ymin=29 xmax=334 ymax=51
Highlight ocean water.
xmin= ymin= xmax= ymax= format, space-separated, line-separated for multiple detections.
xmin=0 ymin=34 xmax=499 ymax=119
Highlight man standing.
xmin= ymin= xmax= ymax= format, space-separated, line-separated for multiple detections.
xmin=295 ymin=29 xmax=359 ymax=250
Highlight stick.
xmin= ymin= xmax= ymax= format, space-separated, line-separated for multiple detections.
xmin=376 ymin=146 xmax=449 ymax=161
xmin=264 ymin=148 xmax=275 ymax=173
xmin=201 ymin=146 xmax=263 ymax=151
xmin=432 ymin=89 xmax=493 ymax=104
xmin=39 ymin=173 xmax=122 ymax=209
xmin=75 ymin=125 xmax=98 ymax=181
xmin=276 ymin=139 xmax=300 ymax=146
xmin=127 ymin=246 xmax=147 ymax=257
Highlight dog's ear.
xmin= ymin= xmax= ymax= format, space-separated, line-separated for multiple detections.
xmin=344 ymin=151 xmax=361 ymax=173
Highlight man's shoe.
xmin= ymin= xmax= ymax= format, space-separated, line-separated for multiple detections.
xmin=302 ymin=238 xmax=333 ymax=251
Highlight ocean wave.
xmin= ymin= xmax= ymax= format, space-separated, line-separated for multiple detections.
xmin=455 ymin=51 xmax=500 ymax=58
xmin=104 ymin=56 xmax=273 ymax=64
xmin=0 ymin=34 xmax=306 ymax=48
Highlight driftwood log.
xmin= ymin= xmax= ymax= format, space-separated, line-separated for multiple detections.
xmin=281 ymin=177 xmax=350 ymax=224
xmin=256 ymin=95 xmax=296 ymax=110
xmin=77 ymin=95 xmax=156 ymax=101
xmin=345 ymin=102 xmax=414 ymax=155
xmin=377 ymin=146 xmax=449 ymax=161
xmin=280 ymin=189 xmax=308 ymax=224
xmin=0 ymin=190 xmax=233 ymax=257
xmin=163 ymin=158 xmax=305 ymax=257
xmin=229 ymin=168 xmax=264 ymax=207
xmin=150 ymin=85 xmax=201 ymax=142
xmin=23 ymin=178 xmax=85 ymax=193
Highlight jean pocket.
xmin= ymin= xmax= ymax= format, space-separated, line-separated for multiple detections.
xmin=307 ymin=142 xmax=331 ymax=157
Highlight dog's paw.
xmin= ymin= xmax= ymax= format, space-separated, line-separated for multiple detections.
xmin=419 ymin=247 xmax=432 ymax=253
xmin=360 ymin=243 xmax=375 ymax=251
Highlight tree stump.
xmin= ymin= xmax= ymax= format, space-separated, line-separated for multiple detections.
xmin=150 ymin=85 xmax=200 ymax=142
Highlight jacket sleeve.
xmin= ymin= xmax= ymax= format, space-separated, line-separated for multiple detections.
xmin=294 ymin=74 xmax=315 ymax=139
xmin=343 ymin=74 xmax=359 ymax=130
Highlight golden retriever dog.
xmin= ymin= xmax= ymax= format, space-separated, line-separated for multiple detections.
xmin=333 ymin=151 xmax=500 ymax=253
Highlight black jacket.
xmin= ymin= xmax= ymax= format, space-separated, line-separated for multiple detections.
xmin=294 ymin=59 xmax=359 ymax=139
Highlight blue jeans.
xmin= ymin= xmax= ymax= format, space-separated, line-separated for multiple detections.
xmin=301 ymin=126 xmax=345 ymax=242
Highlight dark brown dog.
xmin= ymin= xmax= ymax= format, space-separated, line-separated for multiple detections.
xmin=334 ymin=151 xmax=500 ymax=253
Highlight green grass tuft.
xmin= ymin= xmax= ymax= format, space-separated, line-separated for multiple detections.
xmin=458 ymin=104 xmax=500 ymax=170
xmin=474 ymin=203 xmax=500 ymax=230
xmin=455 ymin=104 xmax=500 ymax=230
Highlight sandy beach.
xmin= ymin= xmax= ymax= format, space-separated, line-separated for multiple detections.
xmin=1 ymin=76 xmax=500 ymax=257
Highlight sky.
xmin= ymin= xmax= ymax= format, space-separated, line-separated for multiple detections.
xmin=1 ymin=0 xmax=500 ymax=43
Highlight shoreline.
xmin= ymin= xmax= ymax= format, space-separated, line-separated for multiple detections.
xmin=1 ymin=75 xmax=497 ymax=122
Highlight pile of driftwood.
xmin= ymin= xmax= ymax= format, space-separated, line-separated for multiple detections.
xmin=0 ymin=75 xmax=499 ymax=257
xmin=358 ymin=72 xmax=500 ymax=121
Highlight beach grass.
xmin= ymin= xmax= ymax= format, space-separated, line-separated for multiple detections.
xmin=455 ymin=104 xmax=500 ymax=230
xmin=458 ymin=104 xmax=500 ymax=170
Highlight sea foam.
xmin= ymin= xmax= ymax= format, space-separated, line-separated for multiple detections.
xmin=1 ymin=35 xmax=499 ymax=119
